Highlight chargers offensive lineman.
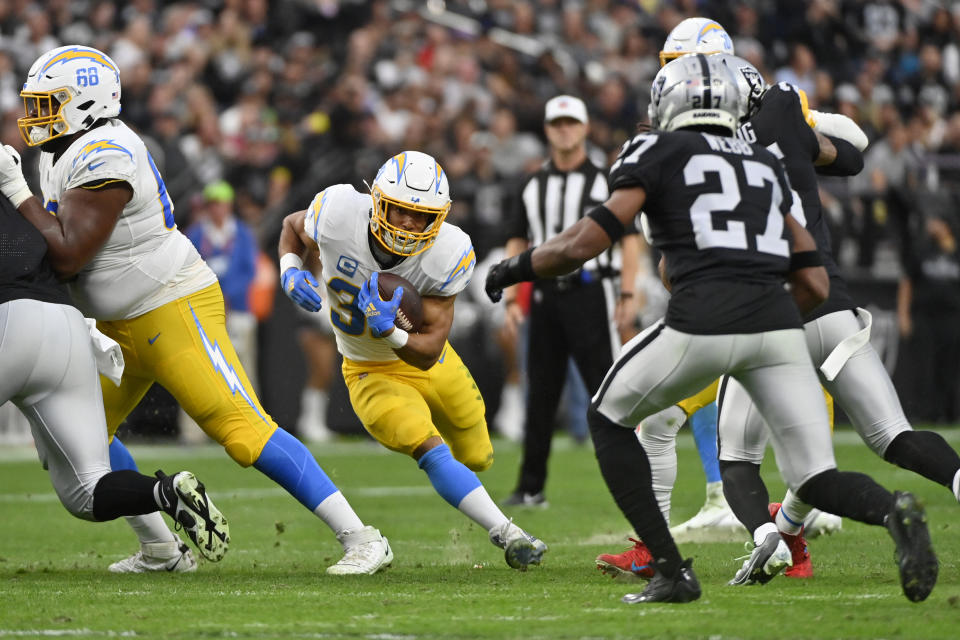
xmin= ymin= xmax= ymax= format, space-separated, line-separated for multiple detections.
xmin=0 ymin=193 xmax=229 ymax=563
xmin=277 ymin=150 xmax=548 ymax=570
xmin=0 ymin=45 xmax=391 ymax=575
xmin=485 ymin=54 xmax=938 ymax=604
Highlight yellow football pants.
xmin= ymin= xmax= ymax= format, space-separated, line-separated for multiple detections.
xmin=342 ymin=343 xmax=492 ymax=471
xmin=97 ymin=283 xmax=278 ymax=466
xmin=676 ymin=378 xmax=834 ymax=429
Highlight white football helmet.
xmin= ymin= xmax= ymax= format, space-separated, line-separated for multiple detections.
xmin=648 ymin=54 xmax=741 ymax=134
xmin=18 ymin=45 xmax=122 ymax=147
xmin=659 ymin=17 xmax=734 ymax=67
xmin=370 ymin=151 xmax=451 ymax=257
xmin=716 ymin=54 xmax=767 ymax=122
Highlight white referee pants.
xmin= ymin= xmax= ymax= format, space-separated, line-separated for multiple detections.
xmin=719 ymin=309 xmax=911 ymax=475
xmin=593 ymin=322 xmax=835 ymax=491
xmin=0 ymin=299 xmax=111 ymax=520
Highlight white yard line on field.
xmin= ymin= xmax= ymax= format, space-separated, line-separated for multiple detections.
xmin=0 ymin=485 xmax=433 ymax=504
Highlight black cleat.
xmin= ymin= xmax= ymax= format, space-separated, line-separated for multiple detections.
xmin=621 ymin=558 xmax=701 ymax=604
xmin=157 ymin=470 xmax=231 ymax=562
xmin=886 ymin=491 xmax=938 ymax=602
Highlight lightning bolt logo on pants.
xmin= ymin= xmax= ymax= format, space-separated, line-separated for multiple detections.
xmin=189 ymin=303 xmax=268 ymax=424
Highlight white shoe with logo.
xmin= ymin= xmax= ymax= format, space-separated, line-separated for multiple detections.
xmin=327 ymin=526 xmax=393 ymax=575
xmin=670 ymin=483 xmax=745 ymax=543
xmin=108 ymin=538 xmax=197 ymax=573
xmin=489 ymin=520 xmax=548 ymax=570
xmin=803 ymin=509 xmax=842 ymax=538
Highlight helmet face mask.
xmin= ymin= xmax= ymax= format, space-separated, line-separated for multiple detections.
xmin=18 ymin=46 xmax=122 ymax=147
xmin=370 ymin=151 xmax=451 ymax=257
xmin=648 ymin=54 xmax=741 ymax=135
xmin=659 ymin=17 xmax=734 ymax=67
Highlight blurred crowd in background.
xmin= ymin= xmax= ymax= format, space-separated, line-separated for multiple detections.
xmin=2 ymin=0 xmax=960 ymax=443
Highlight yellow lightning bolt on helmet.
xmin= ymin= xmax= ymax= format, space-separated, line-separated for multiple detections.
xmin=659 ymin=18 xmax=734 ymax=67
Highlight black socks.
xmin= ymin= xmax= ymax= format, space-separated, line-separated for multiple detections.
xmin=588 ymin=406 xmax=683 ymax=576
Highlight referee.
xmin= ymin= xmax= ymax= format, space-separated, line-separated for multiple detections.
xmin=500 ymin=95 xmax=640 ymax=507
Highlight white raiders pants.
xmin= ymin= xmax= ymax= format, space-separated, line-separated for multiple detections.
xmin=0 ymin=299 xmax=111 ymax=520
xmin=719 ymin=309 xmax=910 ymax=471
xmin=593 ymin=322 xmax=835 ymax=491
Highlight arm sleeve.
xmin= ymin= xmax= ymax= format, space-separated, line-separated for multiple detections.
xmin=816 ymin=135 xmax=864 ymax=177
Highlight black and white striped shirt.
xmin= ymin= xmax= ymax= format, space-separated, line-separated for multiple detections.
xmin=507 ymin=157 xmax=630 ymax=278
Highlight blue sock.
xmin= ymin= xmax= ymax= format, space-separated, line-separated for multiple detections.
xmin=690 ymin=403 xmax=721 ymax=483
xmin=417 ymin=443 xmax=482 ymax=508
xmin=253 ymin=427 xmax=338 ymax=511
xmin=109 ymin=437 xmax=139 ymax=472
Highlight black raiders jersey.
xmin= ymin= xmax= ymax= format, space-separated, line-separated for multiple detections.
xmin=0 ymin=196 xmax=71 ymax=307
xmin=610 ymin=129 xmax=802 ymax=334
xmin=737 ymin=83 xmax=856 ymax=321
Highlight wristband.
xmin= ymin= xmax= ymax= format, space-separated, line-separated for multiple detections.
xmin=501 ymin=248 xmax=536 ymax=285
xmin=789 ymin=250 xmax=823 ymax=271
xmin=587 ymin=205 xmax=626 ymax=243
xmin=384 ymin=327 xmax=409 ymax=349
xmin=619 ymin=291 xmax=634 ymax=299
xmin=9 ymin=185 xmax=33 ymax=209
xmin=279 ymin=253 xmax=303 ymax=275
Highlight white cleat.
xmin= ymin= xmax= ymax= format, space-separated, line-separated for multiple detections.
xmin=670 ymin=488 xmax=746 ymax=543
xmin=108 ymin=538 xmax=197 ymax=573
xmin=327 ymin=526 xmax=393 ymax=575
xmin=489 ymin=520 xmax=548 ymax=570
xmin=803 ymin=509 xmax=842 ymax=538
xmin=728 ymin=532 xmax=792 ymax=585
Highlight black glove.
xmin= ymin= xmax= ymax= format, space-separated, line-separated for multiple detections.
xmin=485 ymin=248 xmax=535 ymax=302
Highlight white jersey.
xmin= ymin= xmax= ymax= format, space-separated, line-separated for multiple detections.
xmin=38 ymin=119 xmax=216 ymax=320
xmin=304 ymin=183 xmax=476 ymax=362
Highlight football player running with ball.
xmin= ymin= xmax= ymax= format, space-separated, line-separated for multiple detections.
xmin=278 ymin=150 xmax=548 ymax=571
xmin=1 ymin=45 xmax=389 ymax=575
xmin=485 ymin=54 xmax=938 ymax=603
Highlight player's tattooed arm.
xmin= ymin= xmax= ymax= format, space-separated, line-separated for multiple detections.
xmin=393 ymin=293 xmax=455 ymax=370
xmin=20 ymin=182 xmax=131 ymax=278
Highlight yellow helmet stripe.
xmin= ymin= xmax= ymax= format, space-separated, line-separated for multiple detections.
xmin=391 ymin=152 xmax=407 ymax=182
xmin=40 ymin=47 xmax=118 ymax=75
xmin=697 ymin=21 xmax=724 ymax=40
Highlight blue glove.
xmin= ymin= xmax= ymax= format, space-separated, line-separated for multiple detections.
xmin=281 ymin=268 xmax=323 ymax=312
xmin=357 ymin=271 xmax=403 ymax=337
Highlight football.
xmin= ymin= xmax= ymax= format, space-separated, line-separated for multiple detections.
xmin=376 ymin=272 xmax=424 ymax=333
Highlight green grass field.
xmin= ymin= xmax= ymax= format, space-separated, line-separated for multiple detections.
xmin=1 ymin=429 xmax=959 ymax=639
